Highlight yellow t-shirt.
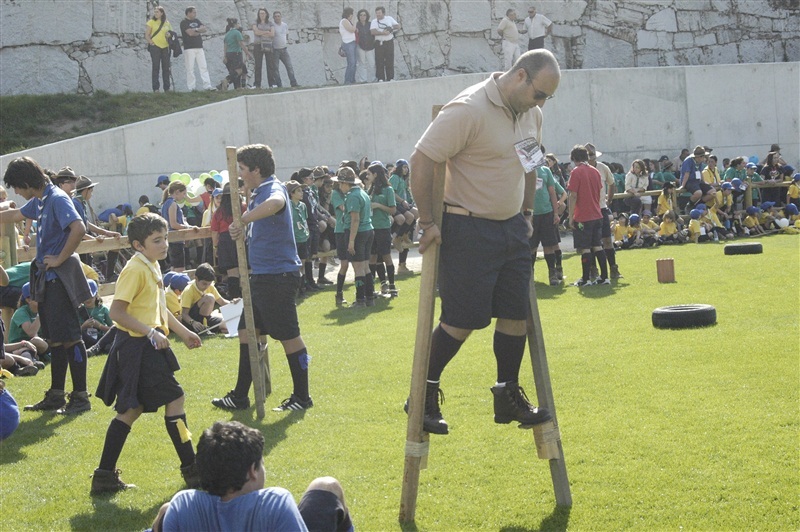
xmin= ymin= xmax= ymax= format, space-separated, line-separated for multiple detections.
xmin=657 ymin=193 xmax=673 ymax=216
xmin=701 ymin=166 xmax=721 ymax=185
xmin=613 ymin=224 xmax=628 ymax=241
xmin=659 ymin=220 xmax=677 ymax=236
xmin=743 ymin=215 xmax=759 ymax=229
xmin=81 ymin=261 xmax=99 ymax=282
xmin=688 ymin=219 xmax=703 ymax=238
xmin=166 ymin=289 xmax=181 ymax=319
xmin=643 ymin=220 xmax=658 ymax=230
xmin=113 ymin=254 xmax=169 ymax=336
xmin=181 ymin=281 xmax=222 ymax=310
xmin=147 ymin=18 xmax=172 ymax=49
xmin=787 ymin=183 xmax=800 ymax=200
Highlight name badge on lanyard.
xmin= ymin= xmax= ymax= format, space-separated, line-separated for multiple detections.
xmin=514 ymin=138 xmax=545 ymax=173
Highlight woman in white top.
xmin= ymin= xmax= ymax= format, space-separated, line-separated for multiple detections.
xmin=339 ymin=7 xmax=357 ymax=85
xmin=625 ymin=159 xmax=650 ymax=215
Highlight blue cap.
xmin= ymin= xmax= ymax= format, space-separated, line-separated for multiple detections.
xmin=690 ymin=209 xmax=702 ymax=219
xmin=746 ymin=162 xmax=757 ymax=169
xmin=721 ymin=182 xmax=732 ymax=190
xmin=782 ymin=165 xmax=795 ymax=176
xmin=794 ymin=173 xmax=800 ymax=182
xmin=761 ymin=201 xmax=775 ymax=209
xmin=87 ymin=279 xmax=98 ymax=297
xmin=163 ymin=272 xmax=176 ymax=289
xmin=156 ymin=174 xmax=169 ymax=186
xmin=695 ymin=203 xmax=707 ymax=211
xmin=21 ymin=282 xmax=30 ymax=300
xmin=170 ymin=273 xmax=190 ymax=292
xmin=212 ymin=188 xmax=223 ymax=197
xmin=786 ymin=203 xmax=799 ymax=215
xmin=730 ymin=178 xmax=747 ymax=191
xmin=629 ymin=213 xmax=640 ymax=224
xmin=746 ymin=206 xmax=760 ymax=215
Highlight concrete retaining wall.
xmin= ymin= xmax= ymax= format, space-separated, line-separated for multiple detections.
xmin=1 ymin=61 xmax=797 ymax=212
xmin=1 ymin=0 xmax=798 ymax=96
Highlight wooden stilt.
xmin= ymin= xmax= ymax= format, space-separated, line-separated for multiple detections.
xmin=225 ymin=147 xmax=270 ymax=419
xmin=527 ymin=279 xmax=572 ymax=506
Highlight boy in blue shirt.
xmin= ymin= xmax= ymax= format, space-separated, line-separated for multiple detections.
xmin=1 ymin=156 xmax=93 ymax=414
xmin=212 ymin=144 xmax=313 ymax=412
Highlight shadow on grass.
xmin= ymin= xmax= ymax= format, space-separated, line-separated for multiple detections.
xmin=576 ymin=280 xmax=628 ymax=299
xmin=500 ymin=504 xmax=572 ymax=532
xmin=322 ymin=295 xmax=395 ymax=325
xmin=0 ymin=411 xmax=73 ymax=464
xmin=534 ymin=282 xmax=567 ymax=300
xmin=71 ymin=500 xmax=163 ymax=531
xmin=230 ymin=408 xmax=307 ymax=457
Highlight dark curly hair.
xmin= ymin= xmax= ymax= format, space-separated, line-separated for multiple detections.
xmin=197 ymin=421 xmax=264 ymax=496
xmin=127 ymin=213 xmax=167 ymax=248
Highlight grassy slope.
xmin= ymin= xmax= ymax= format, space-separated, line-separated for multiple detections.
xmin=0 ymin=90 xmax=278 ymax=155
xmin=0 ymin=236 xmax=798 ymax=530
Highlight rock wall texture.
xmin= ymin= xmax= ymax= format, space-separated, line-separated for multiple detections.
xmin=1 ymin=0 xmax=798 ymax=95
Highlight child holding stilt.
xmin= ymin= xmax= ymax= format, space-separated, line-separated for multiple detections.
xmin=93 ymin=213 xmax=202 ymax=494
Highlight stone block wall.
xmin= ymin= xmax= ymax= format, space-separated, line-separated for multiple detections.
xmin=0 ymin=0 xmax=798 ymax=95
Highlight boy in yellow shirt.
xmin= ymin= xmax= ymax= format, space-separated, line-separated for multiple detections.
xmin=164 ymin=272 xmax=190 ymax=320
xmin=93 ymin=213 xmax=202 ymax=494
xmin=743 ymin=206 xmax=765 ymax=235
xmin=180 ymin=262 xmax=234 ymax=334
xmin=657 ymin=211 xmax=685 ymax=244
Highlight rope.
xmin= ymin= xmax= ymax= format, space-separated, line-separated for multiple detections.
xmin=404 ymin=439 xmax=430 ymax=458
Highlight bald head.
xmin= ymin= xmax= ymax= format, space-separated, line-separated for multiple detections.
xmin=511 ymin=49 xmax=560 ymax=80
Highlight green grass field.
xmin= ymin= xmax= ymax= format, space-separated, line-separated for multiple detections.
xmin=1 ymin=236 xmax=798 ymax=530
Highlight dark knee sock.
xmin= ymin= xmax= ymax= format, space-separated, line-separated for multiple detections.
xmin=427 ymin=326 xmax=465 ymax=381
xmin=595 ymin=249 xmax=609 ymax=279
xmin=304 ymin=262 xmax=314 ymax=282
xmin=50 ymin=345 xmax=69 ymax=391
xmin=99 ymin=418 xmax=131 ymax=471
xmin=399 ymin=249 xmax=409 ymax=264
xmin=233 ymin=343 xmax=252 ymax=398
xmin=317 ymin=263 xmax=327 ymax=282
xmin=227 ymin=276 xmax=241 ymax=299
xmin=354 ymin=276 xmax=366 ymax=301
xmin=554 ymin=249 xmax=563 ymax=269
xmin=68 ymin=343 xmax=88 ymax=392
xmin=605 ymin=246 xmax=617 ymax=267
xmin=386 ymin=264 xmax=395 ymax=285
xmin=376 ymin=263 xmax=386 ymax=282
xmin=364 ymin=273 xmax=375 ymax=299
xmin=494 ymin=331 xmax=527 ymax=384
xmin=336 ymin=273 xmax=346 ymax=294
xmin=544 ymin=253 xmax=556 ymax=273
xmin=286 ymin=348 xmax=310 ymax=400
xmin=165 ymin=413 xmax=196 ymax=467
xmin=581 ymin=252 xmax=592 ymax=281
xmin=369 ymin=263 xmax=377 ymax=277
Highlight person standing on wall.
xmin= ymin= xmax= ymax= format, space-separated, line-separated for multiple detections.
xmin=523 ymin=6 xmax=552 ymax=51
xmin=370 ymin=6 xmax=400 ymax=82
xmin=339 ymin=7 xmax=358 ymax=85
xmin=180 ymin=6 xmax=213 ymax=91
xmin=271 ymin=12 xmax=299 ymax=88
xmin=252 ymin=8 xmax=277 ymax=89
xmin=146 ymin=6 xmax=173 ymax=92
xmin=355 ymin=9 xmax=376 ymax=83
xmin=497 ymin=9 xmax=522 ymax=70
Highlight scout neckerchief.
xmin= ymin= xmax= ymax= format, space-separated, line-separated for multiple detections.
xmin=133 ymin=251 xmax=169 ymax=330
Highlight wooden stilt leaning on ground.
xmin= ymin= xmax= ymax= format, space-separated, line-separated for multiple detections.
xmin=225 ymin=146 xmax=271 ymax=419
xmin=399 ymin=107 xmax=571 ymax=523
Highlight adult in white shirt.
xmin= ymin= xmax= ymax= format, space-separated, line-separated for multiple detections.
xmin=339 ymin=7 xmax=357 ymax=84
xmin=370 ymin=6 xmax=400 ymax=81
xmin=523 ymin=6 xmax=552 ymax=50
xmin=497 ymin=9 xmax=521 ymax=70
xmin=271 ymin=11 xmax=298 ymax=87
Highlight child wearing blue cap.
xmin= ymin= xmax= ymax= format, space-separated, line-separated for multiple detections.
xmin=743 ymin=206 xmax=765 ymax=235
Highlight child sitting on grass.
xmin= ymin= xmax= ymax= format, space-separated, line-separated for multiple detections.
xmin=657 ymin=211 xmax=686 ymax=244
xmin=93 ymin=213 xmax=202 ymax=495
xmin=688 ymin=209 xmax=713 ymax=242
xmin=8 ymin=282 xmax=49 ymax=361
xmin=612 ymin=213 xmax=629 ymax=249
xmin=164 ymin=272 xmax=190 ymax=321
xmin=79 ymin=280 xmax=113 ymax=348
xmin=758 ymin=202 xmax=779 ymax=230
xmin=743 ymin=206 xmax=766 ymax=235
xmin=180 ymin=263 xmax=234 ymax=335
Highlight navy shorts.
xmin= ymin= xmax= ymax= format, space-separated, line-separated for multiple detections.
xmin=296 ymin=240 xmax=310 ymax=261
xmin=116 ymin=332 xmax=183 ymax=413
xmin=38 ymin=277 xmax=83 ymax=343
xmin=335 ymin=233 xmax=348 ymax=261
xmin=307 ymin=226 xmax=320 ymax=256
xmin=372 ymin=228 xmax=392 ymax=256
xmin=529 ymin=212 xmax=558 ymax=250
xmin=188 ymin=303 xmax=223 ymax=329
xmin=573 ymin=218 xmax=603 ymax=250
xmin=238 ymin=273 xmax=301 ymax=341
xmin=344 ymin=229 xmax=374 ymax=262
xmin=168 ymin=242 xmax=186 ymax=268
xmin=439 ymin=213 xmax=531 ymax=330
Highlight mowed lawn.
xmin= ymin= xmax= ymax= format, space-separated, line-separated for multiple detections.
xmin=1 ymin=235 xmax=797 ymax=531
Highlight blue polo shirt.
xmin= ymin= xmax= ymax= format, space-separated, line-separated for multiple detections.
xmin=72 ymin=197 xmax=87 ymax=226
xmin=20 ymin=184 xmax=83 ymax=279
xmin=680 ymin=157 xmax=705 ymax=185
xmin=247 ymin=177 xmax=302 ymax=275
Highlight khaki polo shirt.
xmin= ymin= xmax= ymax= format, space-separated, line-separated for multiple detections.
xmin=415 ymin=73 xmax=543 ymax=220
xmin=497 ymin=17 xmax=521 ymax=44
